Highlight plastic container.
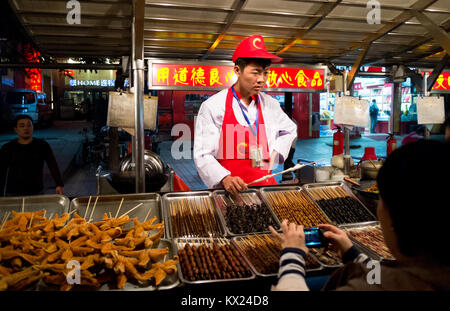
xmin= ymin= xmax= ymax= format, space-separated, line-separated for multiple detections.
xmin=360 ymin=147 xmax=377 ymax=162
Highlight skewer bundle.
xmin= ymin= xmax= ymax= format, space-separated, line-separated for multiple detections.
xmin=306 ymin=186 xmax=376 ymax=224
xmin=177 ymin=238 xmax=252 ymax=281
xmin=218 ymin=193 xmax=278 ymax=234
xmin=233 ymin=234 xmax=321 ymax=274
xmin=344 ymin=225 xmax=394 ymax=259
xmin=265 ymin=191 xmax=330 ymax=227
xmin=169 ymin=197 xmax=222 ymax=238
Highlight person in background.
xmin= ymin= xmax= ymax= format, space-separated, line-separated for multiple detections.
xmin=0 ymin=114 xmax=64 ymax=196
xmin=369 ymin=99 xmax=379 ymax=133
xmin=444 ymin=116 xmax=450 ymax=141
xmin=270 ymin=140 xmax=450 ymax=291
xmin=401 ymin=125 xmax=425 ymax=146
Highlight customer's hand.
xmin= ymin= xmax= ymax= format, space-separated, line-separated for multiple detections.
xmin=221 ymin=175 xmax=248 ymax=195
xmin=269 ymin=219 xmax=309 ymax=255
xmin=317 ymin=224 xmax=353 ymax=257
xmin=56 ymin=186 xmax=64 ymax=195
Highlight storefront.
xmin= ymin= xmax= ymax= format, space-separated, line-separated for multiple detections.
xmin=61 ymin=69 xmax=128 ymax=120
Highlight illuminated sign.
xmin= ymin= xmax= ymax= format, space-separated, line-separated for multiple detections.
xmin=68 ymin=79 xmax=129 ymax=87
xmin=151 ymin=63 xmax=325 ymax=90
xmin=427 ymin=72 xmax=450 ymax=91
xmin=23 ymin=43 xmax=42 ymax=92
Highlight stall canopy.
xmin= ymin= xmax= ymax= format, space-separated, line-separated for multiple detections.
xmin=7 ymin=0 xmax=450 ymax=68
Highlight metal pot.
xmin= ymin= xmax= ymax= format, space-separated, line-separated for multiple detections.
xmin=120 ymin=150 xmax=164 ymax=177
xmin=360 ymin=160 xmax=383 ymax=180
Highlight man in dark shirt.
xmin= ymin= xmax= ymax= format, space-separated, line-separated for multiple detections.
xmin=0 ymin=114 xmax=64 ymax=196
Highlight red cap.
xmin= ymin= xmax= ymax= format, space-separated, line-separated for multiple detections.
xmin=232 ymin=35 xmax=283 ymax=63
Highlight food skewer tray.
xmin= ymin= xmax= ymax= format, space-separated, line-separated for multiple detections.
xmin=231 ymin=234 xmax=323 ymax=277
xmin=302 ymin=182 xmax=376 ymax=224
xmin=36 ymin=239 xmax=180 ymax=291
xmin=259 ymin=186 xmax=333 ymax=225
xmin=339 ymin=221 xmax=395 ymax=262
xmin=173 ymin=237 xmax=256 ymax=285
xmin=0 ymin=195 xmax=69 ymax=220
xmin=161 ymin=191 xmax=225 ymax=239
xmin=70 ymin=193 xmax=162 ymax=232
xmin=212 ymin=190 xmax=281 ymax=237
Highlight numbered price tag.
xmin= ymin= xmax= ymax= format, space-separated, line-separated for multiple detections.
xmin=417 ymin=96 xmax=445 ymax=125
xmin=334 ymin=96 xmax=369 ymax=127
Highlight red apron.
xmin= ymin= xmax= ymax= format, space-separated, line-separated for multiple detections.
xmin=217 ymin=88 xmax=277 ymax=186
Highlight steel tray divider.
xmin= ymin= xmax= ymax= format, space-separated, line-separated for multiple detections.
xmin=259 ymin=186 xmax=333 ymax=226
xmin=162 ymin=191 xmax=226 ymax=239
xmin=173 ymin=237 xmax=256 ymax=285
xmin=302 ymin=182 xmax=377 ymax=224
xmin=212 ymin=189 xmax=281 ymax=237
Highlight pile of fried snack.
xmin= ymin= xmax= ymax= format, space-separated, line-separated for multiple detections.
xmin=0 ymin=210 xmax=178 ymax=291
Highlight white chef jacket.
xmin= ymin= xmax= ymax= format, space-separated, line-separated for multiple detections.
xmin=194 ymin=88 xmax=297 ymax=189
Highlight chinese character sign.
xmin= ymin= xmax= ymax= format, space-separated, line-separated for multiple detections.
xmin=152 ymin=64 xmax=325 ymax=90
xmin=430 ymin=72 xmax=450 ymax=91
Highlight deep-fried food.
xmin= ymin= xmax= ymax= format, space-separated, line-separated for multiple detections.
xmin=0 ymin=209 xmax=177 ymax=291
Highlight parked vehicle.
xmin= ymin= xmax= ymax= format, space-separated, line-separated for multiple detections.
xmin=36 ymin=91 xmax=53 ymax=126
xmin=0 ymin=88 xmax=39 ymax=125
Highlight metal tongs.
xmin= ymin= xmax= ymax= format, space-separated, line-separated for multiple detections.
xmin=246 ymin=159 xmax=325 ymax=186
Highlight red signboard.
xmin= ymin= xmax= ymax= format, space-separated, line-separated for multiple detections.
xmin=151 ymin=63 xmax=325 ymax=90
xmin=430 ymin=72 xmax=450 ymax=91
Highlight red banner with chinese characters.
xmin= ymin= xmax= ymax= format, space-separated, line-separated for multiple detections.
xmin=23 ymin=43 xmax=42 ymax=92
xmin=151 ymin=64 xmax=325 ymax=90
xmin=429 ymin=72 xmax=450 ymax=91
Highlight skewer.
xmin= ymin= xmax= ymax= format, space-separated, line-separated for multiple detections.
xmin=143 ymin=207 xmax=152 ymax=223
xmin=68 ymin=209 xmax=78 ymax=217
xmin=83 ymin=196 xmax=92 ymax=219
xmin=88 ymin=196 xmax=99 ymax=222
xmin=120 ymin=203 xmax=144 ymax=218
xmin=49 ymin=213 xmax=54 ymax=220
xmin=28 ymin=212 xmax=34 ymax=229
xmin=43 ymin=210 xmax=47 ymax=218
xmin=0 ymin=211 xmax=11 ymax=231
xmin=115 ymin=197 xmax=125 ymax=218
xmin=21 ymin=197 xmax=25 ymax=213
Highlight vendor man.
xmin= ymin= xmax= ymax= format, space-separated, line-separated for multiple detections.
xmin=194 ymin=35 xmax=297 ymax=194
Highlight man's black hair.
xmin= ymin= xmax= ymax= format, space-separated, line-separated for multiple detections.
xmin=376 ymin=140 xmax=450 ymax=264
xmin=14 ymin=114 xmax=33 ymax=127
xmin=235 ymin=58 xmax=271 ymax=71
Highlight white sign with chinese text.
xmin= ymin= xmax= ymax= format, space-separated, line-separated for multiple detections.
xmin=334 ymin=96 xmax=369 ymax=127
xmin=107 ymin=92 xmax=157 ymax=131
xmin=417 ymin=96 xmax=445 ymax=125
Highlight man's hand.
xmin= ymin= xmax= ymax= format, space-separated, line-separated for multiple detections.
xmin=317 ymin=224 xmax=353 ymax=257
xmin=56 ymin=186 xmax=64 ymax=195
xmin=221 ymin=175 xmax=248 ymax=195
xmin=269 ymin=219 xmax=308 ymax=255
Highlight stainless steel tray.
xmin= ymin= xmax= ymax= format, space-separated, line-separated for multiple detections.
xmin=231 ymin=234 xmax=323 ymax=277
xmin=36 ymin=239 xmax=180 ymax=291
xmin=173 ymin=237 xmax=256 ymax=285
xmin=161 ymin=191 xmax=225 ymax=239
xmin=0 ymin=194 xmax=69 ymax=220
xmin=69 ymin=193 xmax=161 ymax=232
xmin=212 ymin=189 xmax=281 ymax=237
xmin=339 ymin=221 xmax=395 ymax=261
xmin=259 ymin=186 xmax=333 ymax=226
xmin=302 ymin=182 xmax=376 ymax=224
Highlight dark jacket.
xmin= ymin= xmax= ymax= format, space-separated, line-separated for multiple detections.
xmin=0 ymin=138 xmax=63 ymax=196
